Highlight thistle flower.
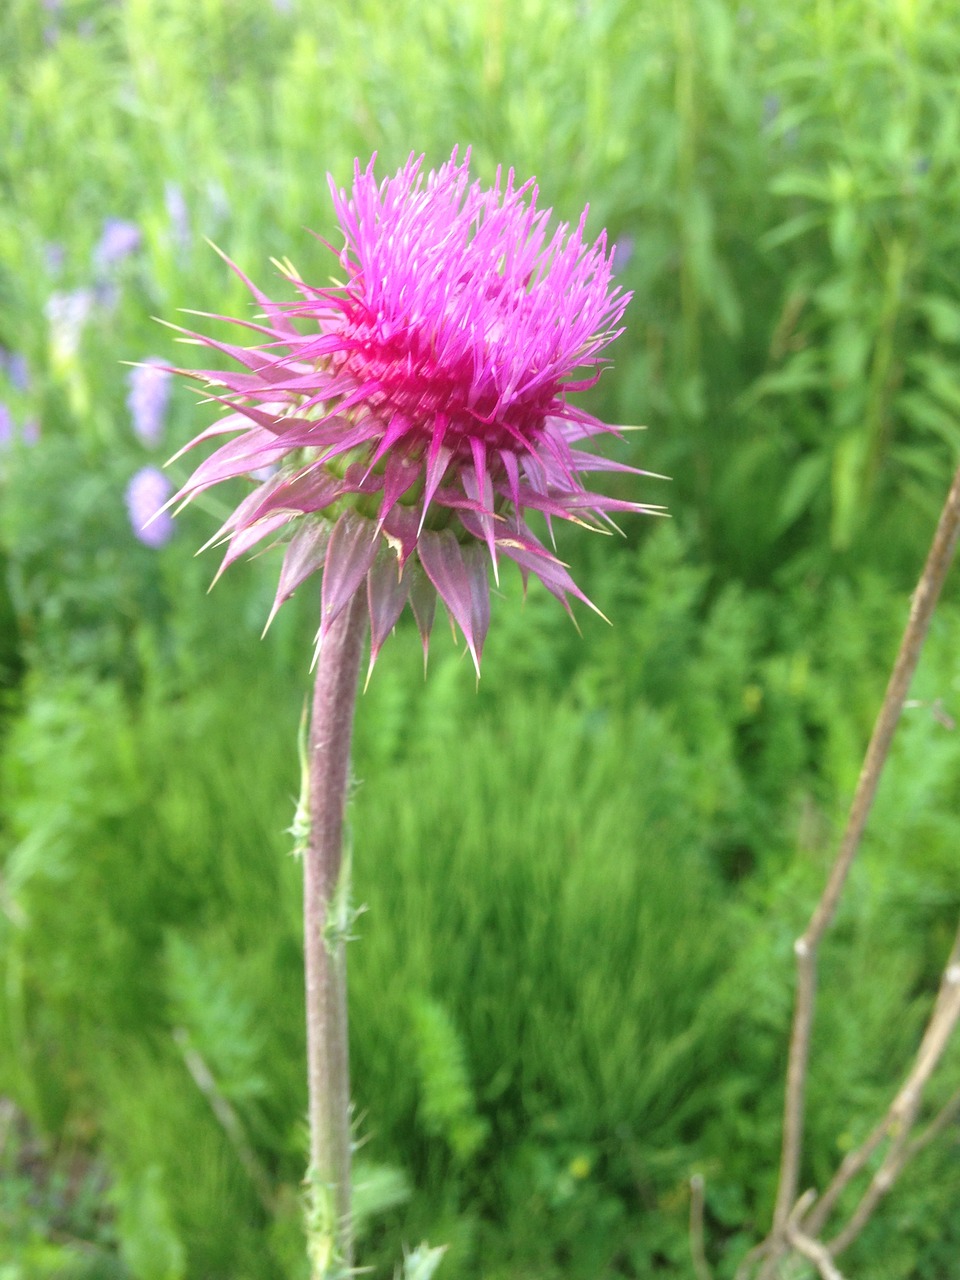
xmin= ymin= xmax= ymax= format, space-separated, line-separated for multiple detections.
xmin=126 ymin=466 xmax=175 ymax=549
xmin=170 ymin=149 xmax=657 ymax=673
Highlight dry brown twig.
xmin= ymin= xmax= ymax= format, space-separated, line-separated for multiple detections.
xmin=801 ymin=920 xmax=960 ymax=1251
xmin=738 ymin=461 xmax=960 ymax=1280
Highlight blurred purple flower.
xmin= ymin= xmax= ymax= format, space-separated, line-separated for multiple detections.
xmin=611 ymin=235 xmax=635 ymax=275
xmin=164 ymin=182 xmax=191 ymax=249
xmin=0 ymin=405 xmax=36 ymax=451
xmin=94 ymin=218 xmax=142 ymax=272
xmin=125 ymin=466 xmax=175 ymax=548
xmin=94 ymin=281 xmax=121 ymax=312
xmin=46 ymin=288 xmax=95 ymax=361
xmin=8 ymin=353 xmax=30 ymax=391
xmin=44 ymin=242 xmax=66 ymax=276
xmin=0 ymin=348 xmax=30 ymax=391
xmin=40 ymin=2 xmax=62 ymax=48
xmin=205 ymin=181 xmax=231 ymax=230
xmin=127 ymin=359 xmax=172 ymax=447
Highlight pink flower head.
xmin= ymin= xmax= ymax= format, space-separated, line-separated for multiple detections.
xmin=170 ymin=149 xmax=658 ymax=674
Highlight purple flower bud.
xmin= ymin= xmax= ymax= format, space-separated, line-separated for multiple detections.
xmin=127 ymin=359 xmax=172 ymax=447
xmin=0 ymin=403 xmax=12 ymax=449
xmin=125 ymin=466 xmax=175 ymax=548
xmin=94 ymin=218 xmax=142 ymax=272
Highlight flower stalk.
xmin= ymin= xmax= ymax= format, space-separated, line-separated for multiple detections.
xmin=302 ymin=588 xmax=368 ymax=1276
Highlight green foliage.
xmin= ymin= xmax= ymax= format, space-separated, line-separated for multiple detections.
xmin=112 ymin=1166 xmax=185 ymax=1280
xmin=0 ymin=1100 xmax=123 ymax=1279
xmin=2 ymin=0 xmax=960 ymax=1277
xmin=398 ymin=1242 xmax=447 ymax=1280
xmin=164 ymin=931 xmax=269 ymax=1105
xmin=409 ymin=997 xmax=489 ymax=1165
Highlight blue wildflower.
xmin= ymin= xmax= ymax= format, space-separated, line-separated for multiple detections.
xmin=127 ymin=359 xmax=172 ymax=447
xmin=94 ymin=218 xmax=142 ymax=272
xmin=125 ymin=466 xmax=175 ymax=548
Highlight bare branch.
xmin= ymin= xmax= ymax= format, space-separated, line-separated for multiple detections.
xmin=826 ymin=934 xmax=960 ymax=1256
xmin=769 ymin=461 xmax=960 ymax=1240
xmin=742 ymin=462 xmax=960 ymax=1280
xmin=785 ymin=1225 xmax=845 ymax=1280
xmin=803 ymin=916 xmax=960 ymax=1242
xmin=905 ymin=1086 xmax=960 ymax=1161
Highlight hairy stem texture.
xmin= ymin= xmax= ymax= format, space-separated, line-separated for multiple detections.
xmin=304 ymin=588 xmax=367 ymax=1274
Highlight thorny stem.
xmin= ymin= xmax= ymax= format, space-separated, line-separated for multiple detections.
xmin=752 ymin=461 xmax=960 ymax=1278
xmin=303 ymin=590 xmax=367 ymax=1277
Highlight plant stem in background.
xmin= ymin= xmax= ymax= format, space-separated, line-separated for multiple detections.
xmin=749 ymin=459 xmax=960 ymax=1279
xmin=303 ymin=589 xmax=368 ymax=1275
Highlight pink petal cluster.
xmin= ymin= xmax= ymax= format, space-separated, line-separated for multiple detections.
xmin=170 ymin=149 xmax=656 ymax=673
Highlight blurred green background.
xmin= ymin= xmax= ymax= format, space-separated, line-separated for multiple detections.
xmin=2 ymin=0 xmax=960 ymax=1276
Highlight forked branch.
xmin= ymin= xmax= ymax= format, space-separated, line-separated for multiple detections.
xmin=743 ymin=461 xmax=960 ymax=1280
